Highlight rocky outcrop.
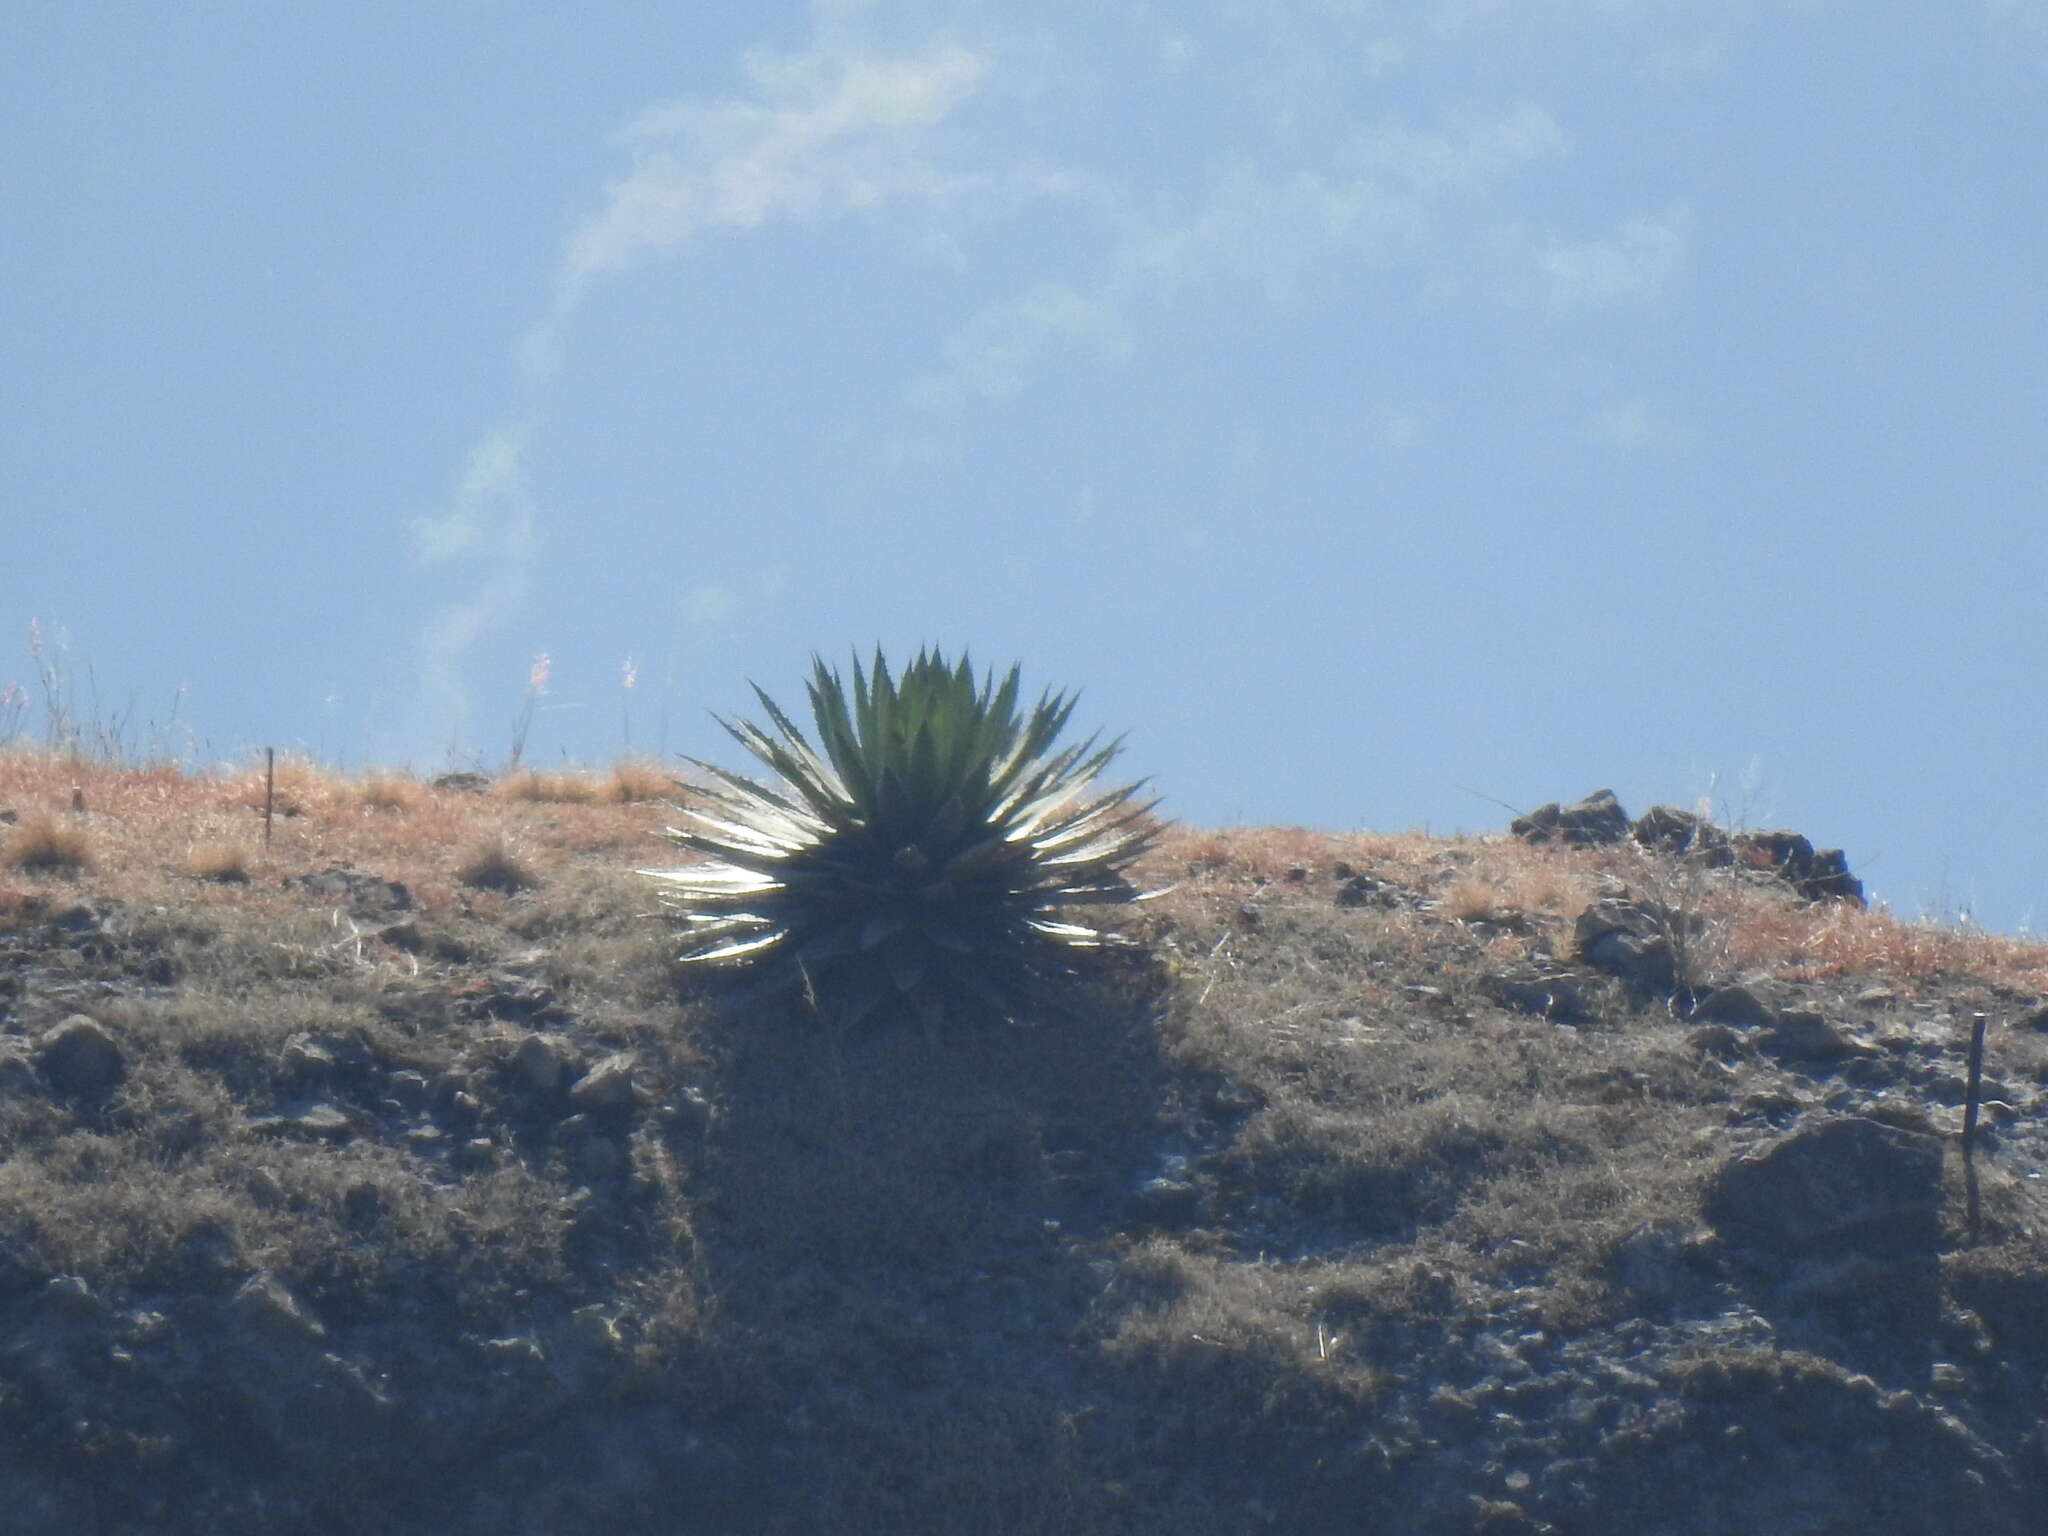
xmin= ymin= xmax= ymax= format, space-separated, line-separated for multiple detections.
xmin=1511 ymin=790 xmax=1864 ymax=906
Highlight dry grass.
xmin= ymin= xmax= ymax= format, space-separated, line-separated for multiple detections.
xmin=181 ymin=839 xmax=252 ymax=883
xmin=357 ymin=771 xmax=427 ymax=812
xmin=1729 ymin=889 xmax=2048 ymax=994
xmin=498 ymin=768 xmax=605 ymax=804
xmin=4 ymin=810 xmax=93 ymax=873
xmin=606 ymin=756 xmax=677 ymax=804
xmin=456 ymin=834 xmax=539 ymax=893
xmin=4 ymin=746 xmax=2048 ymax=1534
xmin=1439 ymin=876 xmax=1499 ymax=921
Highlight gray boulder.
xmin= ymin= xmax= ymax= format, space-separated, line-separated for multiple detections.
xmin=1511 ymin=788 xmax=1632 ymax=846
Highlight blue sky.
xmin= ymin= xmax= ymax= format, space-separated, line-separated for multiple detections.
xmin=5 ymin=2 xmax=2047 ymax=928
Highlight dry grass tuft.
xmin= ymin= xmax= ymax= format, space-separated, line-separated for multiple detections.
xmin=5 ymin=811 xmax=93 ymax=874
xmin=1439 ymin=876 xmax=1500 ymax=922
xmin=357 ymin=772 xmax=426 ymax=812
xmin=234 ymin=752 xmax=342 ymax=819
xmin=182 ymin=840 xmax=252 ymax=883
xmin=497 ymin=768 xmax=604 ymax=805
xmin=457 ymin=835 xmax=539 ymax=893
xmin=606 ymin=757 xmax=677 ymax=804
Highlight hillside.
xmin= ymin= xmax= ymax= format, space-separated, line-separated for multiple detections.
xmin=2 ymin=755 xmax=2045 ymax=1534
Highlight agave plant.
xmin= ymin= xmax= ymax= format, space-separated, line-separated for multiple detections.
xmin=646 ymin=648 xmax=1162 ymax=1029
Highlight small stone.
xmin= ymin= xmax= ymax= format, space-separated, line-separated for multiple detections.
xmin=232 ymin=1272 xmax=325 ymax=1342
xmin=568 ymin=1052 xmax=640 ymax=1111
xmin=1930 ymin=1362 xmax=1967 ymax=1395
xmin=290 ymin=1103 xmax=353 ymax=1138
xmin=0 ymin=1047 xmax=37 ymax=1094
xmin=514 ymin=1032 xmax=571 ymax=1094
xmin=386 ymin=1069 xmax=430 ymax=1109
xmin=376 ymin=921 xmax=423 ymax=952
xmin=280 ymin=1035 xmax=336 ymax=1086
xmin=35 ymin=1014 xmax=126 ymax=1098
xmin=1687 ymin=1023 xmax=1742 ymax=1058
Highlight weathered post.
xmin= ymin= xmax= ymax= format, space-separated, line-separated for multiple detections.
xmin=1963 ymin=1012 xmax=1987 ymax=1243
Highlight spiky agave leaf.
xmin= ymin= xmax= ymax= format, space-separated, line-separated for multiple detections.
xmin=644 ymin=648 xmax=1163 ymax=1028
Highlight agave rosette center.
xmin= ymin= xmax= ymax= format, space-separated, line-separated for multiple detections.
xmin=645 ymin=649 xmax=1161 ymax=1027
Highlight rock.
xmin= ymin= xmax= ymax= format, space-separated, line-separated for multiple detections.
xmin=375 ymin=920 xmax=423 ymax=952
xmin=286 ymin=1102 xmax=354 ymax=1139
xmin=283 ymin=864 xmax=413 ymax=915
xmin=280 ymin=1034 xmax=337 ymax=1087
xmin=568 ymin=1052 xmax=640 ymax=1111
xmin=1757 ymin=1011 xmax=1876 ymax=1061
xmin=386 ymin=1068 xmax=430 ymax=1109
xmin=231 ymin=1271 xmax=326 ymax=1343
xmin=514 ymin=1032 xmax=573 ymax=1094
xmin=1573 ymin=901 xmax=1682 ymax=995
xmin=1487 ymin=969 xmax=1601 ymax=1023
xmin=1632 ymin=804 xmax=1734 ymax=865
xmin=1733 ymin=830 xmax=1864 ymax=906
xmin=34 ymin=1013 xmax=126 ymax=1098
xmin=1686 ymin=1023 xmax=1742 ymax=1058
xmin=1511 ymin=789 xmax=1632 ymax=847
xmin=1691 ymin=984 xmax=1774 ymax=1028
xmin=1131 ymin=1175 xmax=1202 ymax=1226
xmin=1705 ymin=1117 xmax=1943 ymax=1253
xmin=0 ymin=1044 xmax=38 ymax=1094
xmin=432 ymin=771 xmax=493 ymax=793
xmin=1334 ymin=873 xmax=1400 ymax=909
xmin=48 ymin=904 xmax=102 ymax=936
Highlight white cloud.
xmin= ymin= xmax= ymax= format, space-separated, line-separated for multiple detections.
xmin=910 ymin=283 xmax=1131 ymax=407
xmin=678 ymin=566 xmax=791 ymax=652
xmin=411 ymin=23 xmax=983 ymax=759
xmin=904 ymin=102 xmax=1569 ymax=413
xmin=562 ymin=43 xmax=985 ymax=292
xmin=1354 ymin=106 xmax=1568 ymax=198
xmin=1491 ymin=202 xmax=1690 ymax=311
xmin=412 ymin=428 xmax=529 ymax=565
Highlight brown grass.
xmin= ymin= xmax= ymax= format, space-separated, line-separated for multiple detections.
xmin=3 ymin=746 xmax=2048 ymax=1533
xmin=456 ymin=834 xmax=539 ymax=892
xmin=498 ymin=768 xmax=605 ymax=804
xmin=605 ymin=756 xmax=677 ymax=804
xmin=1439 ymin=876 xmax=1499 ymax=921
xmin=4 ymin=810 xmax=92 ymax=873
xmin=181 ymin=840 xmax=252 ymax=883
xmin=357 ymin=771 xmax=426 ymax=812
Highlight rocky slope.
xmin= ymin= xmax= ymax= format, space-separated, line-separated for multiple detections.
xmin=2 ymin=764 xmax=2045 ymax=1533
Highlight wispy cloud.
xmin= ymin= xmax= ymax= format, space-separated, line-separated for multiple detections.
xmin=904 ymin=103 xmax=1570 ymax=412
xmin=1483 ymin=201 xmax=1690 ymax=312
xmin=409 ymin=25 xmax=985 ymax=759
